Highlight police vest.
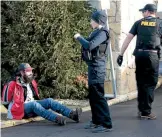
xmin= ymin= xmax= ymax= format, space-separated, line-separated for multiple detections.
xmin=81 ymin=28 xmax=109 ymax=62
xmin=136 ymin=17 xmax=161 ymax=50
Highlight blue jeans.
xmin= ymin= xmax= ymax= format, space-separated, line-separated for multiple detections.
xmin=24 ymin=98 xmax=72 ymax=122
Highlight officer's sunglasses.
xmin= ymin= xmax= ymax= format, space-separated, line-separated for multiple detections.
xmin=142 ymin=10 xmax=147 ymax=13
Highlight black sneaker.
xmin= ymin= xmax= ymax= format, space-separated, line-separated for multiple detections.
xmin=69 ymin=108 xmax=82 ymax=122
xmin=140 ymin=113 xmax=156 ymax=120
xmin=55 ymin=116 xmax=66 ymax=126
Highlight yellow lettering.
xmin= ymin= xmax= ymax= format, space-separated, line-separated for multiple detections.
xmin=141 ymin=21 xmax=145 ymax=25
xmin=148 ymin=22 xmax=156 ymax=26
xmin=145 ymin=22 xmax=149 ymax=26
xmin=141 ymin=21 xmax=148 ymax=26
xmin=141 ymin=21 xmax=156 ymax=26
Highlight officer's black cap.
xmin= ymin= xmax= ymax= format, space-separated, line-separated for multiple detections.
xmin=139 ymin=4 xmax=157 ymax=12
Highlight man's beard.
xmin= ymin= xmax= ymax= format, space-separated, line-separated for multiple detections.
xmin=23 ymin=75 xmax=34 ymax=83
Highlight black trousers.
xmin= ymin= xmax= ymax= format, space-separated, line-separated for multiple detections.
xmin=88 ymin=83 xmax=112 ymax=128
xmin=135 ymin=51 xmax=159 ymax=115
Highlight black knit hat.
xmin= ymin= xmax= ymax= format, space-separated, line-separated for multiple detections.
xmin=91 ymin=10 xmax=107 ymax=25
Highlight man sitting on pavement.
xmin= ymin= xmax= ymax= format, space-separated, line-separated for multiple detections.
xmin=1 ymin=63 xmax=82 ymax=126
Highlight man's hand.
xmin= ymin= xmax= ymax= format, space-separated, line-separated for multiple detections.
xmin=117 ymin=55 xmax=123 ymax=66
xmin=74 ymin=33 xmax=81 ymax=39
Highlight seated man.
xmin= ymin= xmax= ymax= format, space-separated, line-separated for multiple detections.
xmin=1 ymin=63 xmax=82 ymax=126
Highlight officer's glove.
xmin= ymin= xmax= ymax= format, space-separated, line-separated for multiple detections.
xmin=117 ymin=55 xmax=123 ymax=66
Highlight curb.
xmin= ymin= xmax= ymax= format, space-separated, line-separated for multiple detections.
xmin=1 ymin=117 xmax=44 ymax=129
xmin=1 ymin=91 xmax=137 ymax=129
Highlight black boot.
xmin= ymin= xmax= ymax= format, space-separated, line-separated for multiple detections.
xmin=69 ymin=108 xmax=82 ymax=123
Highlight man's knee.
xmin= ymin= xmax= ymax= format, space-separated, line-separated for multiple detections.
xmin=46 ymin=98 xmax=54 ymax=103
xmin=32 ymin=101 xmax=41 ymax=109
xmin=46 ymin=98 xmax=59 ymax=105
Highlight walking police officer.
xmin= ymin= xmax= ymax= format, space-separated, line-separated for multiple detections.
xmin=74 ymin=10 xmax=113 ymax=133
xmin=117 ymin=4 xmax=162 ymax=120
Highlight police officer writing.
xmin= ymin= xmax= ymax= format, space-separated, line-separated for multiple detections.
xmin=74 ymin=10 xmax=113 ymax=133
xmin=117 ymin=4 xmax=162 ymax=120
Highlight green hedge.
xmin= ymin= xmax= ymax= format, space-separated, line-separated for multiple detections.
xmin=1 ymin=1 xmax=94 ymax=99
